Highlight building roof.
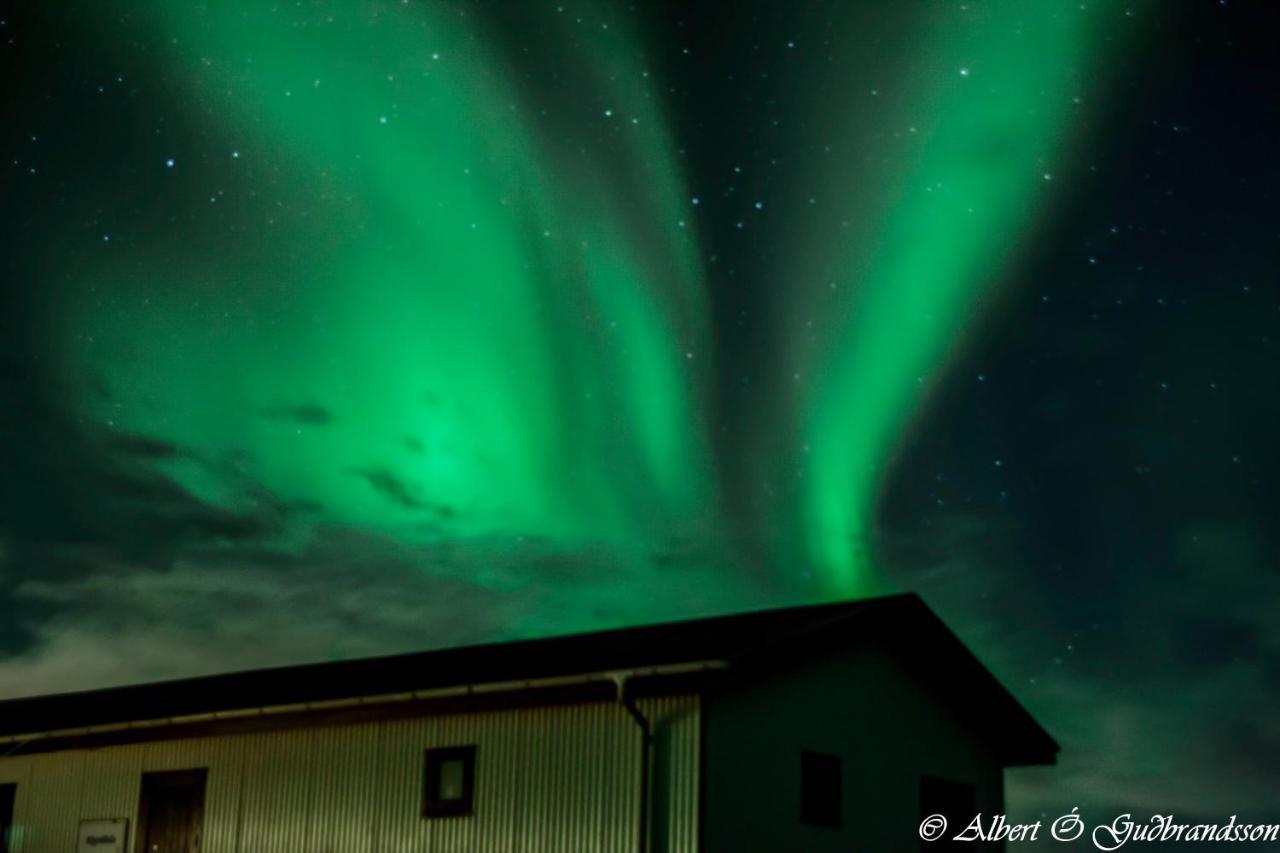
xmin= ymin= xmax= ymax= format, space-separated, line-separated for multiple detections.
xmin=0 ymin=592 xmax=1057 ymax=765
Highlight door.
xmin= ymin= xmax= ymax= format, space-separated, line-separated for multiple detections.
xmin=136 ymin=770 xmax=206 ymax=853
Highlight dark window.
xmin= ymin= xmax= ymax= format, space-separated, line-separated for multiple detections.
xmin=423 ymin=745 xmax=476 ymax=817
xmin=800 ymin=750 xmax=842 ymax=827
xmin=0 ymin=784 xmax=14 ymax=853
xmin=920 ymin=775 xmax=977 ymax=850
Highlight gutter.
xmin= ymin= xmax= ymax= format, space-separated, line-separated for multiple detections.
xmin=0 ymin=660 xmax=726 ymax=750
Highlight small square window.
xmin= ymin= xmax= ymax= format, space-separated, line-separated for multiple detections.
xmin=800 ymin=749 xmax=842 ymax=827
xmin=423 ymin=745 xmax=476 ymax=818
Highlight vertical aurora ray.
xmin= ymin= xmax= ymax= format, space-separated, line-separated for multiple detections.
xmin=780 ymin=3 xmax=1124 ymax=595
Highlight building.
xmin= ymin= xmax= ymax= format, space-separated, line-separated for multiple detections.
xmin=0 ymin=593 xmax=1055 ymax=852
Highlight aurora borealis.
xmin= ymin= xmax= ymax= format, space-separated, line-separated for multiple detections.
xmin=3 ymin=0 xmax=1280 ymax=835
xmin=15 ymin=0 xmax=1118 ymax=597
xmin=60 ymin=1 xmax=717 ymax=567
xmin=781 ymin=2 xmax=1112 ymax=592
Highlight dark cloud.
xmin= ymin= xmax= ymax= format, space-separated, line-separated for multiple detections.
xmin=349 ymin=467 xmax=459 ymax=521
xmin=0 ymin=535 xmax=519 ymax=696
xmin=0 ymin=520 xmax=761 ymax=697
xmin=103 ymin=431 xmax=185 ymax=460
xmin=352 ymin=467 xmax=427 ymax=510
xmin=879 ymin=507 xmax=1280 ymax=831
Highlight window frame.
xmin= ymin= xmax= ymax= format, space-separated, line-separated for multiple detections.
xmin=422 ymin=745 xmax=477 ymax=818
xmin=799 ymin=748 xmax=843 ymax=828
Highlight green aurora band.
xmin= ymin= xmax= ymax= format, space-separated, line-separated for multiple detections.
xmin=46 ymin=2 xmax=1125 ymax=611
xmin=778 ymin=4 xmax=1118 ymax=595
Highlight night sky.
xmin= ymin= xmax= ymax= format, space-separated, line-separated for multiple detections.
xmin=2 ymin=0 xmax=1278 ymax=838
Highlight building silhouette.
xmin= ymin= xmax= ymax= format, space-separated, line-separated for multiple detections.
xmin=0 ymin=593 xmax=1054 ymax=852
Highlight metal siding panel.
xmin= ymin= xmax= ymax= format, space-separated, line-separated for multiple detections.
xmin=0 ymin=693 xmax=700 ymax=852
xmin=308 ymin=723 xmax=380 ymax=853
xmin=480 ymin=709 xmax=524 ymax=852
xmin=78 ymin=747 xmax=142 ymax=826
xmin=372 ymin=715 xmax=426 ymax=853
xmin=22 ymin=750 xmax=84 ymax=852
xmin=238 ymin=729 xmax=315 ymax=853
xmin=516 ymin=700 xmax=637 ymax=853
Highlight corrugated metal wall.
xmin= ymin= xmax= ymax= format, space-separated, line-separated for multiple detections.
xmin=0 ymin=695 xmax=698 ymax=853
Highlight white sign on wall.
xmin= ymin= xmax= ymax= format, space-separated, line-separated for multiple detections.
xmin=77 ymin=818 xmax=128 ymax=853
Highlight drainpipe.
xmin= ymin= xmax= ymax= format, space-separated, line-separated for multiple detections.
xmin=613 ymin=673 xmax=652 ymax=853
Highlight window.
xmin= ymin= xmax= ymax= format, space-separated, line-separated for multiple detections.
xmin=800 ymin=750 xmax=842 ymax=827
xmin=0 ymin=783 xmax=14 ymax=853
xmin=423 ymin=745 xmax=476 ymax=817
xmin=920 ymin=775 xmax=977 ymax=850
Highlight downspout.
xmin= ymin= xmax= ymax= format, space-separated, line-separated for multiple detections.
xmin=613 ymin=673 xmax=652 ymax=853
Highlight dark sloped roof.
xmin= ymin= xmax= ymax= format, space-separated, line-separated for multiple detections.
xmin=0 ymin=592 xmax=1057 ymax=765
